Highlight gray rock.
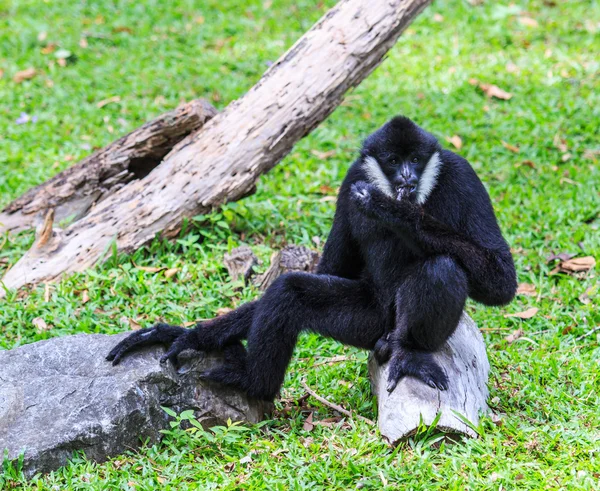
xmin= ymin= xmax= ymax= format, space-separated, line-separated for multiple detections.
xmin=369 ymin=314 xmax=490 ymax=443
xmin=0 ymin=333 xmax=271 ymax=477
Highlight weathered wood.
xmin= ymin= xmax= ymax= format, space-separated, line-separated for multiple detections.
xmin=0 ymin=0 xmax=432 ymax=297
xmin=223 ymin=246 xmax=259 ymax=284
xmin=369 ymin=314 xmax=490 ymax=443
xmin=0 ymin=99 xmax=217 ymax=234
xmin=255 ymin=245 xmax=319 ymax=290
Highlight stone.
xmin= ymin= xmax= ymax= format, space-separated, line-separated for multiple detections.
xmin=369 ymin=314 xmax=490 ymax=443
xmin=0 ymin=333 xmax=271 ymax=477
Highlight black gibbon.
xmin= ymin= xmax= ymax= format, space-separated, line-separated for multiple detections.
xmin=108 ymin=116 xmax=516 ymax=400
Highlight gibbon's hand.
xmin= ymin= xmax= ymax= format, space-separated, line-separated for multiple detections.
xmin=351 ymin=180 xmax=422 ymax=225
xmin=106 ymin=323 xmax=197 ymax=367
xmin=350 ymin=180 xmax=392 ymax=217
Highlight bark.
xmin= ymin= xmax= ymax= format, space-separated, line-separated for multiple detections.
xmin=0 ymin=0 xmax=432 ymax=297
xmin=254 ymin=245 xmax=319 ymax=290
xmin=0 ymin=99 xmax=216 ymax=235
xmin=223 ymin=246 xmax=259 ymax=284
xmin=369 ymin=314 xmax=490 ymax=443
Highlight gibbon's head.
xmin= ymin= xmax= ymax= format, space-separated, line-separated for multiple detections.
xmin=361 ymin=116 xmax=442 ymax=204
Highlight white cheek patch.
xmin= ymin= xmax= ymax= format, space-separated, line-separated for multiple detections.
xmin=363 ymin=156 xmax=393 ymax=197
xmin=416 ymin=151 xmax=442 ymax=205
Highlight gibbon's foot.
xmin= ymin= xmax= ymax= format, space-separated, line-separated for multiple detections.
xmin=200 ymin=364 xmax=248 ymax=391
xmin=200 ymin=343 xmax=249 ymax=393
xmin=373 ymin=335 xmax=391 ymax=364
xmin=106 ymin=323 xmax=190 ymax=366
xmin=386 ymin=348 xmax=449 ymax=392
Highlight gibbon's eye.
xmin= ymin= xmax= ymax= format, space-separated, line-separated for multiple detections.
xmin=390 ymin=158 xmax=397 ymax=166
xmin=412 ymin=157 xmax=419 ymax=164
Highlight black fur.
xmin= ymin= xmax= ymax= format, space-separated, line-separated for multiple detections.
xmin=107 ymin=116 xmax=516 ymax=401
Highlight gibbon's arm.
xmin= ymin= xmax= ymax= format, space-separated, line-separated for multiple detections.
xmin=316 ymin=196 xmax=364 ymax=279
xmin=351 ymin=181 xmax=516 ymax=306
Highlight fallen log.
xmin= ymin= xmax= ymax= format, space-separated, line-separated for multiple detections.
xmin=0 ymin=0 xmax=432 ymax=297
xmin=369 ymin=314 xmax=490 ymax=443
xmin=0 ymin=99 xmax=217 ymax=235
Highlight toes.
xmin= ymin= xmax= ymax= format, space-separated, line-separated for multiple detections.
xmin=419 ymin=366 xmax=449 ymax=391
xmin=160 ymin=348 xmax=181 ymax=368
xmin=385 ymin=351 xmax=449 ymax=392
xmin=386 ymin=378 xmax=399 ymax=393
xmin=374 ymin=338 xmax=391 ymax=365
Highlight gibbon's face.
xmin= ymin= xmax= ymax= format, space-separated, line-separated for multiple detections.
xmin=361 ymin=116 xmax=441 ymax=204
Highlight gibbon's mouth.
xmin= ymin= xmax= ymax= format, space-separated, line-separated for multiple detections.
xmin=395 ymin=185 xmax=416 ymax=201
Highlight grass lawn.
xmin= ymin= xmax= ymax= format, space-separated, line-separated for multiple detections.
xmin=1 ymin=0 xmax=599 ymax=488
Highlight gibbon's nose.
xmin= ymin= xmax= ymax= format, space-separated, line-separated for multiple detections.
xmin=394 ymin=168 xmax=418 ymax=191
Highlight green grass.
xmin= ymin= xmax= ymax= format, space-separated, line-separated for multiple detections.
xmin=1 ymin=0 xmax=599 ymax=488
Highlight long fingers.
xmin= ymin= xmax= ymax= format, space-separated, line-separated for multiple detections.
xmin=159 ymin=330 xmax=200 ymax=368
xmin=106 ymin=323 xmax=186 ymax=365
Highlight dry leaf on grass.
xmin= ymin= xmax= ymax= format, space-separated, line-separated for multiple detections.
xmin=32 ymin=317 xmax=50 ymax=331
xmin=518 ymin=16 xmax=539 ymax=27
xmin=505 ymin=327 xmax=524 ymax=343
xmin=96 ymin=96 xmax=121 ymax=108
xmin=120 ymin=316 xmax=142 ymax=330
xmin=516 ymin=283 xmax=536 ymax=296
xmin=216 ymin=307 xmax=233 ymax=316
xmin=317 ymin=185 xmax=336 ymax=195
xmin=41 ymin=43 xmax=57 ymax=55
xmin=316 ymin=416 xmax=344 ymax=427
xmin=303 ymin=412 xmax=315 ymax=431
xmin=113 ymin=26 xmax=133 ymax=34
xmin=501 ymin=141 xmax=520 ymax=153
xmin=81 ymin=289 xmax=90 ymax=304
xmin=560 ymin=256 xmax=595 ymax=272
xmin=553 ymin=134 xmax=568 ymax=152
xmin=549 ymin=256 xmax=596 ymax=275
xmin=433 ymin=13 xmax=444 ymax=22
xmin=239 ymin=453 xmax=253 ymax=465
xmin=445 ymin=135 xmax=463 ymax=150
xmin=164 ymin=268 xmax=180 ymax=279
xmin=133 ymin=262 xmax=166 ymax=274
xmin=14 ymin=68 xmax=37 ymax=83
xmin=578 ymin=286 xmax=595 ymax=305
xmin=311 ymin=150 xmax=336 ymax=160
xmin=479 ymin=83 xmax=512 ymax=100
xmin=517 ymin=160 xmax=536 ymax=169
xmin=504 ymin=307 xmax=539 ymax=319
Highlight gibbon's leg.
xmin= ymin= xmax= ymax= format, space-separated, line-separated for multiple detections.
xmin=107 ymin=302 xmax=257 ymax=365
xmin=386 ymin=255 xmax=468 ymax=392
xmin=204 ymin=272 xmax=388 ymax=401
